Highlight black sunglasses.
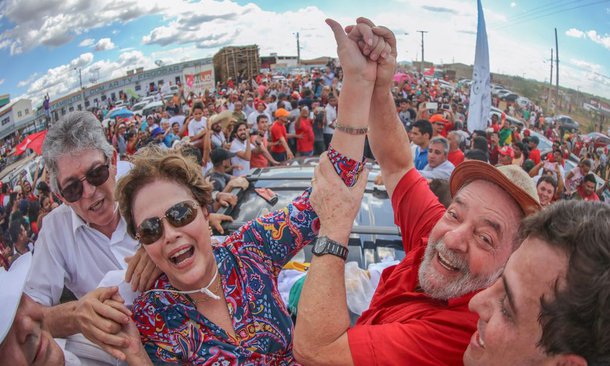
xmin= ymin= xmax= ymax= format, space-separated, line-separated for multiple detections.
xmin=135 ymin=201 xmax=200 ymax=245
xmin=59 ymin=163 xmax=110 ymax=203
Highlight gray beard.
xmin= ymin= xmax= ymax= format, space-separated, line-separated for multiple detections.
xmin=418 ymin=238 xmax=502 ymax=300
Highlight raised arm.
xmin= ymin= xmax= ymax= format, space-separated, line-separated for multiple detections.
xmin=294 ymin=18 xmax=393 ymax=366
xmin=362 ymin=18 xmax=414 ymax=199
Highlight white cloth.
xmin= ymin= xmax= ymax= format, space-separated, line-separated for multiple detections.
xmin=324 ymin=104 xmax=337 ymax=134
xmin=188 ymin=118 xmax=207 ymax=137
xmin=230 ymin=138 xmax=255 ymax=176
xmin=25 ymin=205 xmax=139 ymax=305
xmin=466 ymin=0 xmax=491 ymax=133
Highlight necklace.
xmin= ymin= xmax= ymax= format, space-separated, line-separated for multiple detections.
xmin=144 ymin=266 xmax=221 ymax=300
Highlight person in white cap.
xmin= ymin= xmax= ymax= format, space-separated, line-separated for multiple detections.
xmin=0 ymin=253 xmax=68 ymax=365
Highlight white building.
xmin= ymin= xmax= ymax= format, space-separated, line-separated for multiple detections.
xmin=0 ymin=99 xmax=38 ymax=140
xmin=32 ymin=57 xmax=215 ymax=127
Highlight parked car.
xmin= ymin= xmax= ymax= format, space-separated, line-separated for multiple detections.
xmin=516 ymin=97 xmax=531 ymax=109
xmin=215 ymin=158 xmax=404 ymax=269
xmin=554 ymin=115 xmax=579 ymax=131
xmin=142 ymin=101 xmax=164 ymax=117
xmin=500 ymin=93 xmax=520 ymax=102
xmin=490 ymin=107 xmax=525 ymax=128
xmin=0 ymin=155 xmax=43 ymax=190
xmin=131 ymin=101 xmax=148 ymax=115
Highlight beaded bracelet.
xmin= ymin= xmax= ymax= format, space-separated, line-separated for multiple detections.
xmin=335 ymin=122 xmax=368 ymax=135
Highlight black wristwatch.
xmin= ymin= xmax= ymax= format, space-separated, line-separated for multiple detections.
xmin=312 ymin=236 xmax=348 ymax=261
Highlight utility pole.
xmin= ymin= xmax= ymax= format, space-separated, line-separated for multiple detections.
xmin=417 ymin=30 xmax=428 ymax=73
xmin=555 ymin=28 xmax=559 ymax=109
xmin=297 ymin=32 xmax=301 ymax=65
xmin=547 ymin=48 xmax=553 ymax=111
xmin=74 ymin=67 xmax=85 ymax=110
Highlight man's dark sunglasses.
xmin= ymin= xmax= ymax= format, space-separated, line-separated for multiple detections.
xmin=59 ymin=163 xmax=110 ymax=203
xmin=135 ymin=201 xmax=200 ymax=245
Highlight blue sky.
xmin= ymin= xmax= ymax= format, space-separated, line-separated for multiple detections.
xmin=1 ymin=0 xmax=609 ymax=107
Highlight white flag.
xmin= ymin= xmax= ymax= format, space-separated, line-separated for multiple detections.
xmin=467 ymin=0 xmax=491 ymax=133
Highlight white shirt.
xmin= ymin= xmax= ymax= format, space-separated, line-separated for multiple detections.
xmin=324 ymin=104 xmax=337 ymax=134
xmin=188 ymin=118 xmax=207 ymax=137
xmin=419 ymin=160 xmax=455 ymax=181
xmin=25 ymin=204 xmax=139 ymax=305
xmin=230 ymin=138 xmax=255 ymax=176
xmin=247 ymin=111 xmax=271 ymax=129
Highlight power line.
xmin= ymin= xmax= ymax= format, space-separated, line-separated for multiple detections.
xmin=495 ymin=0 xmax=610 ymax=30
xmin=499 ymin=0 xmax=577 ymax=24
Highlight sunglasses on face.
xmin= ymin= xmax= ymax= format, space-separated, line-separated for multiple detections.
xmin=135 ymin=201 xmax=200 ymax=245
xmin=59 ymin=163 xmax=110 ymax=203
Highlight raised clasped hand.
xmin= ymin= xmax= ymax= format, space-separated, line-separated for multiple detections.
xmin=346 ymin=17 xmax=398 ymax=89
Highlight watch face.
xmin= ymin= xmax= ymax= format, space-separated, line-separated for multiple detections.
xmin=313 ymin=238 xmax=327 ymax=254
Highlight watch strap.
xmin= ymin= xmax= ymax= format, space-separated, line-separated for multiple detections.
xmin=313 ymin=236 xmax=348 ymax=261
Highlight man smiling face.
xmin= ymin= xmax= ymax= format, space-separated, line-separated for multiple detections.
xmin=463 ymin=237 xmax=568 ymax=366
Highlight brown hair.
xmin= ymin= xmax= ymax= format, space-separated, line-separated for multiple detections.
xmin=115 ymin=146 xmax=213 ymax=239
xmin=518 ymin=200 xmax=610 ymax=364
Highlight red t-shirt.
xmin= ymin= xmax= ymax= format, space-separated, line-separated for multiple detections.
xmin=250 ymin=135 xmax=269 ymax=168
xmin=270 ymin=121 xmax=287 ymax=153
xmin=576 ymin=186 xmax=600 ymax=201
xmin=347 ymin=169 xmax=478 ymax=365
xmin=529 ymin=148 xmax=541 ymax=165
xmin=448 ymin=149 xmax=464 ymax=167
xmin=296 ymin=117 xmax=314 ymax=153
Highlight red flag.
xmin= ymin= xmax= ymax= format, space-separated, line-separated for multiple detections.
xmin=424 ymin=65 xmax=435 ymax=76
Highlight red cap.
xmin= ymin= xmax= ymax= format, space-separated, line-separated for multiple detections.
xmin=523 ymin=129 xmax=531 ymax=136
xmin=429 ymin=114 xmax=447 ymax=124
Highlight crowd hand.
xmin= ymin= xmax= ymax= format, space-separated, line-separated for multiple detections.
xmin=287 ymin=150 xmax=295 ymax=160
xmin=209 ymin=213 xmax=233 ymax=235
xmin=326 ymin=18 xmax=381 ymax=84
xmin=346 ymin=17 xmax=398 ymax=89
xmin=76 ymin=287 xmax=132 ymax=359
xmin=310 ymin=153 xmax=369 ymax=238
xmin=125 ymin=246 xmax=162 ymax=292
xmin=102 ymin=298 xmax=149 ymax=363
xmin=217 ymin=192 xmax=238 ymax=207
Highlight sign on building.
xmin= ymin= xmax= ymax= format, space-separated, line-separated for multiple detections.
xmin=183 ymin=64 xmax=215 ymax=96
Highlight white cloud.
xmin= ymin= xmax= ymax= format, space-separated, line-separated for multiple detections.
xmin=566 ymin=28 xmax=585 ymax=38
xmin=0 ymin=0 xmax=167 ymax=54
xmin=510 ymin=2 xmax=517 ymax=8
xmin=94 ymin=38 xmax=115 ymax=51
xmin=79 ymin=38 xmax=95 ymax=47
xmin=586 ymin=30 xmax=610 ymax=51
xmin=565 ymin=28 xmax=610 ymax=50
xmin=0 ymin=79 xmax=4 ymax=85
xmin=570 ymin=59 xmax=602 ymax=72
xmin=5 ymin=0 xmax=610 ymax=101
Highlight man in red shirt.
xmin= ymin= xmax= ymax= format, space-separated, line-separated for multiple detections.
xmin=574 ymin=173 xmax=600 ymax=201
xmin=429 ymin=114 xmax=447 ymax=137
xmin=295 ymin=19 xmax=540 ymax=366
xmin=250 ymin=115 xmax=279 ymax=168
xmin=296 ymin=106 xmax=314 ymax=156
xmin=270 ymin=108 xmax=294 ymax=162
xmin=528 ymin=135 xmax=541 ymax=164
xmin=447 ymin=131 xmax=465 ymax=166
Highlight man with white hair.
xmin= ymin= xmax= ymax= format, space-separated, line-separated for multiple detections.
xmin=419 ymin=136 xmax=455 ymax=181
xmin=447 ymin=130 xmax=464 ymax=166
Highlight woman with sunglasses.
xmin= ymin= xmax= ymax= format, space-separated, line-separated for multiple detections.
xmin=107 ymin=21 xmax=384 ymax=364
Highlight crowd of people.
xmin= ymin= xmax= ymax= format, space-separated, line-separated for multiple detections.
xmin=0 ymin=16 xmax=608 ymax=366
